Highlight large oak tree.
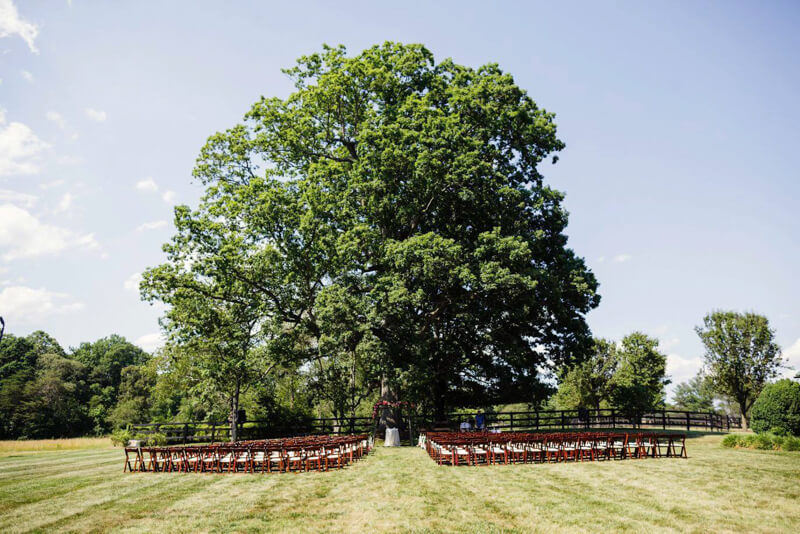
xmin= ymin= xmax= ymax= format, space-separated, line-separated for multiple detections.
xmin=145 ymin=43 xmax=600 ymax=423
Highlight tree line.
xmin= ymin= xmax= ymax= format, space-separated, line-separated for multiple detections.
xmin=0 ymin=311 xmax=786 ymax=439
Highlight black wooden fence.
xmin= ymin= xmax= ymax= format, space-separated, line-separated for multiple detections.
xmin=130 ymin=408 xmax=740 ymax=445
xmin=427 ymin=408 xmax=742 ymax=433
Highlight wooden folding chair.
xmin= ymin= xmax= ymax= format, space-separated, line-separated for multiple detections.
xmin=123 ymin=447 xmax=143 ymax=472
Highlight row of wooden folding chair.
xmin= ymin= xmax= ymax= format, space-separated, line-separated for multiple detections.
xmin=124 ymin=434 xmax=373 ymax=473
xmin=423 ymin=431 xmax=687 ymax=466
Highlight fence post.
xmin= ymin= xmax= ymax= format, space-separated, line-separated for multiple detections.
xmin=662 ymin=410 xmax=666 ymax=430
xmin=182 ymin=423 xmax=188 ymax=445
xmin=211 ymin=423 xmax=216 ymax=444
xmin=509 ymin=413 xmax=514 ymax=432
xmin=726 ymin=415 xmax=730 ymax=431
xmin=535 ymin=411 xmax=539 ymax=430
xmin=686 ymin=412 xmax=690 ymax=432
xmin=561 ymin=411 xmax=565 ymax=431
xmin=611 ymin=409 xmax=615 ymax=429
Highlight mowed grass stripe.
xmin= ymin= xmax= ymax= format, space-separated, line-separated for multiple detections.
xmin=0 ymin=468 xmax=194 ymax=532
xmin=30 ymin=475 xmax=227 ymax=534
xmin=0 ymin=448 xmax=119 ymax=474
xmin=112 ymin=475 xmax=286 ymax=534
xmin=0 ymin=454 xmax=120 ymax=484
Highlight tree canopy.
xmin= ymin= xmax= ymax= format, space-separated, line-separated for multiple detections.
xmin=142 ymin=42 xmax=600 ymax=421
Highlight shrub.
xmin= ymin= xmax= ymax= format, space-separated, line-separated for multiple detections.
xmin=739 ymin=434 xmax=757 ymax=448
xmin=721 ymin=434 xmax=740 ymax=448
xmin=753 ymin=433 xmax=775 ymax=450
xmin=769 ymin=426 xmax=788 ymax=437
xmin=783 ymin=436 xmax=800 ymax=451
xmin=133 ymin=432 xmax=168 ymax=446
xmin=750 ymin=379 xmax=800 ymax=435
xmin=722 ymin=432 xmax=800 ymax=452
xmin=110 ymin=428 xmax=132 ymax=447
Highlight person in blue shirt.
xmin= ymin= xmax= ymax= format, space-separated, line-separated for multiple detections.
xmin=475 ymin=411 xmax=486 ymax=430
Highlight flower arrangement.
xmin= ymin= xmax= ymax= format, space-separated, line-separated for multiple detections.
xmin=371 ymin=400 xmax=416 ymax=419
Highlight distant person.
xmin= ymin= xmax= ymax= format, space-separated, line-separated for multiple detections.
xmin=475 ymin=411 xmax=486 ymax=430
xmin=459 ymin=420 xmax=471 ymax=432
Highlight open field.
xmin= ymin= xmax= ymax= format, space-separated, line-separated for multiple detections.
xmin=0 ymin=437 xmax=112 ymax=457
xmin=0 ymin=433 xmax=798 ymax=533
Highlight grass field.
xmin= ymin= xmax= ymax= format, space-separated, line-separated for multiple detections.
xmin=0 ymin=433 xmax=798 ymax=533
xmin=0 ymin=438 xmax=111 ymax=457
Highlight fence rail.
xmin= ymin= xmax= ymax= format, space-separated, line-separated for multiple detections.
xmin=130 ymin=408 xmax=740 ymax=444
xmin=428 ymin=409 xmax=741 ymax=433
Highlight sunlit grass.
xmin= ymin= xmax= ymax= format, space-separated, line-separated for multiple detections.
xmin=0 ymin=437 xmax=111 ymax=456
xmin=0 ymin=433 xmax=798 ymax=533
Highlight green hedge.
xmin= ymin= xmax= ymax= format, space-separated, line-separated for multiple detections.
xmin=722 ymin=432 xmax=800 ymax=452
xmin=750 ymin=379 xmax=800 ymax=435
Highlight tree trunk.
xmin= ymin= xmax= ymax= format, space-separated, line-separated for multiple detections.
xmin=379 ymin=376 xmax=398 ymax=431
xmin=738 ymin=398 xmax=749 ymax=431
xmin=230 ymin=378 xmax=241 ymax=442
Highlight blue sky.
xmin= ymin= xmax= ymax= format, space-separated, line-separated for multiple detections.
xmin=1 ymin=1 xmax=798 ymax=397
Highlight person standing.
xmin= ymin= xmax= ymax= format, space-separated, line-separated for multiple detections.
xmin=475 ymin=411 xmax=486 ymax=431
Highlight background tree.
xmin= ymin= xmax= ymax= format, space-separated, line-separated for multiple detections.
xmin=108 ymin=364 xmax=157 ymax=429
xmin=16 ymin=354 xmax=91 ymax=438
xmin=141 ymin=215 xmax=280 ymax=441
xmin=609 ymin=332 xmax=669 ymax=422
xmin=672 ymin=372 xmax=716 ymax=412
xmin=696 ymin=311 xmax=783 ymax=429
xmin=71 ymin=335 xmax=149 ymax=433
xmin=553 ymin=338 xmax=617 ymax=410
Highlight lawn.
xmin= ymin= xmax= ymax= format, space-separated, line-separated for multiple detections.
xmin=0 ymin=437 xmax=111 ymax=457
xmin=0 ymin=433 xmax=798 ymax=533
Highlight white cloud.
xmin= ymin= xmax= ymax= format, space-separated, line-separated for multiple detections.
xmin=0 ymin=285 xmax=84 ymax=323
xmin=54 ymin=192 xmax=72 ymax=214
xmin=20 ymin=69 xmax=32 ymax=82
xmin=782 ymin=338 xmax=800 ymax=378
xmin=136 ymin=220 xmax=167 ymax=232
xmin=658 ymin=337 xmax=680 ymax=352
xmin=135 ymin=332 xmax=164 ymax=353
xmin=0 ymin=109 xmax=49 ymax=176
xmin=39 ymin=179 xmax=64 ymax=190
xmin=46 ymin=111 xmax=66 ymax=129
xmin=123 ymin=272 xmax=142 ymax=292
xmin=57 ymin=155 xmax=82 ymax=166
xmin=613 ymin=254 xmax=632 ymax=263
xmin=0 ymin=0 xmax=38 ymax=54
xmin=162 ymin=190 xmax=176 ymax=204
xmin=135 ymin=177 xmax=158 ymax=192
xmin=0 ymin=188 xmax=36 ymax=208
xmin=666 ymin=353 xmax=703 ymax=388
xmin=85 ymin=108 xmax=107 ymax=122
xmin=0 ymin=203 xmax=98 ymax=260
